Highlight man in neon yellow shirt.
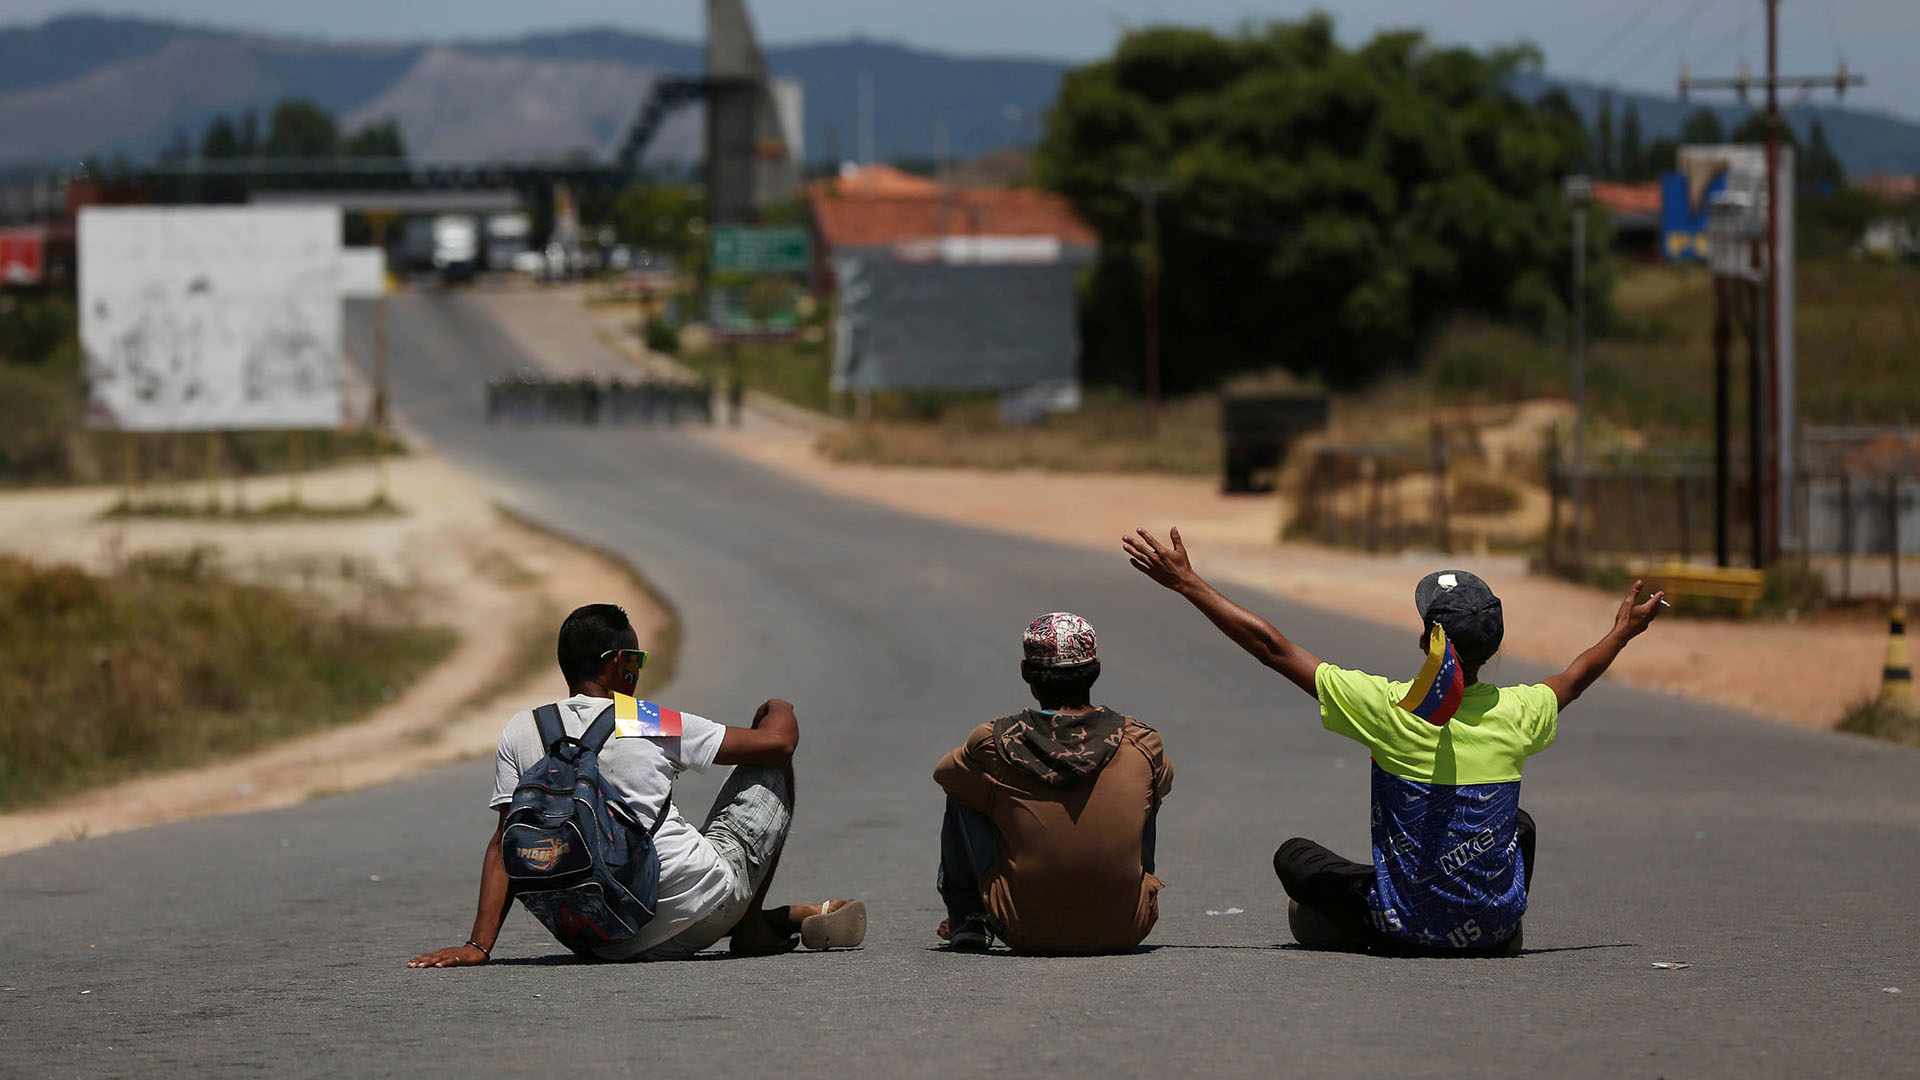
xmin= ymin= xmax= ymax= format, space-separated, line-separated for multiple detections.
xmin=1124 ymin=526 xmax=1664 ymax=955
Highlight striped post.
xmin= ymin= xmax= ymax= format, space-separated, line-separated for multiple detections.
xmin=1883 ymin=606 xmax=1915 ymax=712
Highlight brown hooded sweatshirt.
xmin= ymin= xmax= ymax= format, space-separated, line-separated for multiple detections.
xmin=933 ymin=707 xmax=1172 ymax=955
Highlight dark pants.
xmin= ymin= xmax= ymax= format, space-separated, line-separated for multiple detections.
xmin=1273 ymin=808 xmax=1536 ymax=956
xmin=936 ymin=799 xmax=1158 ymax=924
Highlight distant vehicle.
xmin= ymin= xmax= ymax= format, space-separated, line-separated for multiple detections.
xmin=432 ymin=215 xmax=480 ymax=283
xmin=1221 ymin=393 xmax=1331 ymax=494
xmin=485 ymin=213 xmax=531 ymax=272
xmin=398 ymin=218 xmax=436 ymax=271
xmin=510 ymin=249 xmax=548 ymax=277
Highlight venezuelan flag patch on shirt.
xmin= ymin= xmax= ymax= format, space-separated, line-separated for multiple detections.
xmin=1396 ymin=623 xmax=1465 ymax=726
xmin=612 ymin=692 xmax=684 ymax=738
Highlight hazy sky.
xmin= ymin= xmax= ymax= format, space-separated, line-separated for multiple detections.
xmin=14 ymin=1 xmax=1919 ymax=121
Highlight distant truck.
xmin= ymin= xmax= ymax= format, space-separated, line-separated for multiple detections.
xmin=485 ymin=213 xmax=531 ymax=272
xmin=1221 ymin=392 xmax=1331 ymax=493
xmin=431 ymin=215 xmax=480 ymax=283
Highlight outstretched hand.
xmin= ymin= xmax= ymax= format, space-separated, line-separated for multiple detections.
xmin=1124 ymin=526 xmax=1198 ymax=592
xmin=1613 ymin=578 xmax=1666 ymax=640
xmin=407 ymin=944 xmax=488 ymax=969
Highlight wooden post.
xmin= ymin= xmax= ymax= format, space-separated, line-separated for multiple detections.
xmin=1748 ymin=280 xmax=1768 ymax=570
xmin=205 ymin=431 xmax=221 ymax=513
xmin=1546 ymin=427 xmax=1562 ymax=570
xmin=289 ymin=431 xmax=304 ymax=506
xmin=1678 ymin=474 xmax=1694 ymax=564
xmin=1713 ymin=277 xmax=1732 ymax=568
xmin=121 ymin=432 xmax=137 ymax=509
xmin=1840 ymin=473 xmax=1853 ymax=602
xmin=1632 ymin=469 xmax=1655 ymax=565
xmin=1363 ymin=456 xmax=1382 ymax=554
xmin=1891 ymin=475 xmax=1903 ymax=609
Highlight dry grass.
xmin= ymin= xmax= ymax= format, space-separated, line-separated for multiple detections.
xmin=1837 ymin=696 xmax=1920 ymax=748
xmin=819 ymin=390 xmax=1221 ymax=474
xmin=1411 ymin=257 xmax=1920 ymax=442
xmin=0 ymin=551 xmax=456 ymax=808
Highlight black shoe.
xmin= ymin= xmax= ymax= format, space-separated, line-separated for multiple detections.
xmin=947 ymin=913 xmax=993 ymax=952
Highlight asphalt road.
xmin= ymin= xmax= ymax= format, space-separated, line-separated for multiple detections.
xmin=4 ymin=288 xmax=1916 ymax=1078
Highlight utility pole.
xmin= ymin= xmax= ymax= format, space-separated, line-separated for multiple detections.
xmin=1564 ymin=175 xmax=1593 ymax=571
xmin=1681 ymin=1 xmax=1864 ymax=567
xmin=1119 ymin=177 xmax=1177 ymax=437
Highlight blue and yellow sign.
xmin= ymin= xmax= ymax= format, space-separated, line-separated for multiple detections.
xmin=1660 ymin=171 xmax=1727 ymax=263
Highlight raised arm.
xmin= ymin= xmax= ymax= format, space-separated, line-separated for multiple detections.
xmin=1542 ymin=579 xmax=1665 ymax=710
xmin=1124 ymin=526 xmax=1321 ymax=696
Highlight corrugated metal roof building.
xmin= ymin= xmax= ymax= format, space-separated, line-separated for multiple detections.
xmin=811 ymin=165 xmax=1095 ymax=396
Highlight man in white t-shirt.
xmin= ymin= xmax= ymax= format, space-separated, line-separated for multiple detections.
xmin=409 ymin=603 xmax=866 ymax=965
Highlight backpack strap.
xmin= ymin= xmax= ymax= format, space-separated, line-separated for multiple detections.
xmin=577 ymin=702 xmax=675 ymax=842
xmin=532 ymin=703 xmax=566 ymax=754
xmin=580 ymin=703 xmax=618 ymax=753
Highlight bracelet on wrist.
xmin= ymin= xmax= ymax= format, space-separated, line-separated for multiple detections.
xmin=466 ymin=939 xmax=491 ymax=958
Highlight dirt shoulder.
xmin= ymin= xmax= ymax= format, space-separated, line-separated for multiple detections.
xmin=511 ymin=281 xmax=1886 ymax=730
xmin=702 ymin=423 xmax=1882 ymax=729
xmin=0 ymin=452 xmax=670 ymax=857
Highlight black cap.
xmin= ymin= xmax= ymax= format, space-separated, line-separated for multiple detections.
xmin=1414 ymin=570 xmax=1504 ymax=661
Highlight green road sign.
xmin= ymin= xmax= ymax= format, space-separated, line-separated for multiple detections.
xmin=710 ymin=225 xmax=812 ymax=274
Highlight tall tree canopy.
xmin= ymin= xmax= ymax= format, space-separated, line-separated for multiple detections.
xmin=1036 ymin=16 xmax=1593 ymax=391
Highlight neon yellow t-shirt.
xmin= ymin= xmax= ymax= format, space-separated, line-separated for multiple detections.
xmin=1313 ymin=663 xmax=1560 ymax=947
xmin=1316 ymin=664 xmax=1558 ymax=784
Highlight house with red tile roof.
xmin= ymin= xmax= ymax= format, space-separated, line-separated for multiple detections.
xmin=808 ymin=165 xmax=1096 ymax=404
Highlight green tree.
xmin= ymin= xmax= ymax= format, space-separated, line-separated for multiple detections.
xmin=1594 ymin=92 xmax=1615 ymax=177
xmin=238 ymin=109 xmax=259 ymax=157
xmin=612 ymin=184 xmax=707 ymax=274
xmin=341 ymin=118 xmax=406 ymax=159
xmin=1681 ymin=106 xmax=1724 ymax=144
xmin=1645 ymin=137 xmax=1678 ymax=178
xmin=201 ymin=114 xmax=242 ymax=160
xmin=262 ymin=99 xmax=337 ymax=159
xmin=1036 ymin=17 xmax=1595 ymax=391
xmin=1619 ymin=101 xmax=1647 ymax=180
xmin=1802 ymin=118 xmax=1844 ymax=192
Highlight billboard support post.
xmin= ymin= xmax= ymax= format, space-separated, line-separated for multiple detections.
xmin=121 ymin=433 xmax=137 ymax=510
xmin=205 ymin=432 xmax=220 ymax=512
xmin=289 ymin=432 xmax=304 ymax=508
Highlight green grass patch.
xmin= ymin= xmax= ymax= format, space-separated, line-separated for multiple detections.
xmin=0 ymin=551 xmax=456 ymax=809
xmin=680 ymin=337 xmax=834 ymax=414
xmin=1837 ymin=697 xmax=1920 ymax=748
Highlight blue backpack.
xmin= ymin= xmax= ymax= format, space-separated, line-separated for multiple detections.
xmin=500 ymin=702 xmax=670 ymax=957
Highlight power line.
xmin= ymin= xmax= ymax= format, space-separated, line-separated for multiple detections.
xmin=1602 ymin=0 xmax=1721 ymax=89
xmin=1691 ymin=3 xmax=1762 ymax=74
xmin=1573 ymin=0 xmax=1670 ymax=79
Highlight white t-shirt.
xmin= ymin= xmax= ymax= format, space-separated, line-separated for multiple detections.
xmin=491 ymin=694 xmax=733 ymax=958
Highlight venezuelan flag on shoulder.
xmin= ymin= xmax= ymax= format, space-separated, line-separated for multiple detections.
xmin=612 ymin=692 xmax=684 ymax=738
xmin=1396 ymin=623 xmax=1464 ymax=726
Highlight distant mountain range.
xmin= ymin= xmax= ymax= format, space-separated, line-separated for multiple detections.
xmin=2 ymin=14 xmax=1917 ymax=176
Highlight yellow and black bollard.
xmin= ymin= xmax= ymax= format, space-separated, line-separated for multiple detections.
xmin=1882 ymin=606 xmax=1915 ymax=712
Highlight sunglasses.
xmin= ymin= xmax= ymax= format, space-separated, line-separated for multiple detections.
xmin=599 ymin=647 xmax=648 ymax=670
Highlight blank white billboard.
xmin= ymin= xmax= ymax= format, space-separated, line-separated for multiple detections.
xmin=80 ymin=206 xmax=345 ymax=431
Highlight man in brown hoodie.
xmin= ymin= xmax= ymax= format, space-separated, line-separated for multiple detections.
xmin=932 ymin=612 xmax=1173 ymax=955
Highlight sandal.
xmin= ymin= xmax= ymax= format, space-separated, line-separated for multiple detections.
xmin=800 ymin=899 xmax=867 ymax=950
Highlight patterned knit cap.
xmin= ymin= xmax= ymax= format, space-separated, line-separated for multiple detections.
xmin=1023 ymin=612 xmax=1098 ymax=669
